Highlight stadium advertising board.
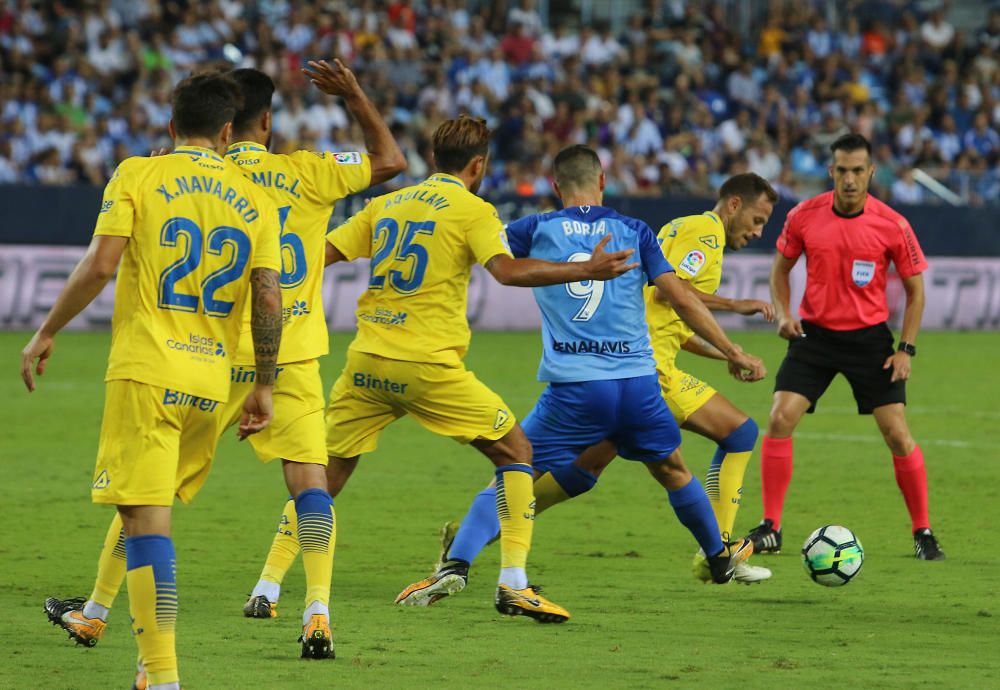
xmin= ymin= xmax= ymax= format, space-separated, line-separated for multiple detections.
xmin=2 ymin=245 xmax=1000 ymax=331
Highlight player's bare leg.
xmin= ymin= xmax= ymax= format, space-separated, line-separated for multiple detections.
xmin=281 ymin=460 xmax=335 ymax=659
xmin=872 ymin=404 xmax=944 ymax=559
xmin=747 ymin=391 xmax=812 ymax=553
xmin=118 ymin=505 xmax=180 ymax=689
xmin=682 ymin=395 xmax=771 ymax=583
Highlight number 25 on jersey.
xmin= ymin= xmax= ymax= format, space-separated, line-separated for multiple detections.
xmin=369 ymin=218 xmax=436 ymax=294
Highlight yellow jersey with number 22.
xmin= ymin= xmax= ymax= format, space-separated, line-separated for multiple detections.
xmin=93 ymin=146 xmax=281 ymax=402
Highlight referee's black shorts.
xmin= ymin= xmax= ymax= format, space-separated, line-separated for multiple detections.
xmin=774 ymin=320 xmax=906 ymax=415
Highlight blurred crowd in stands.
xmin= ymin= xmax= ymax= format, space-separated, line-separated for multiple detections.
xmin=1 ymin=0 xmax=999 ymax=206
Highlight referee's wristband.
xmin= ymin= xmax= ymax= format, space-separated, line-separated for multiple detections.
xmin=897 ymin=341 xmax=917 ymax=357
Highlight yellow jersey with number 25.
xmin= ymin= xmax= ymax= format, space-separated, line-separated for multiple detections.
xmin=645 ymin=211 xmax=726 ymax=364
xmin=93 ymin=146 xmax=281 ymax=402
xmin=226 ymin=144 xmax=372 ymax=365
xmin=328 ymin=173 xmax=512 ymax=365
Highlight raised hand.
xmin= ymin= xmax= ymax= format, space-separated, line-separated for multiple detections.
xmin=302 ymin=59 xmax=363 ymax=99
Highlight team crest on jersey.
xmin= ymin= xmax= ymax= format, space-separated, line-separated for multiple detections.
xmin=333 ymin=152 xmax=362 ymax=165
xmin=93 ymin=470 xmax=110 ymax=489
xmin=494 ymin=409 xmax=510 ymax=430
xmin=677 ymin=249 xmax=707 ymax=278
xmin=699 ymin=234 xmax=719 ymax=249
xmin=852 ymin=260 xmax=876 ymax=287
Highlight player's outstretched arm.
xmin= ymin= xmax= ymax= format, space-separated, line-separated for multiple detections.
xmin=771 ymin=252 xmax=803 ymax=339
xmin=653 ymin=272 xmax=766 ymax=382
xmin=695 ymin=291 xmax=776 ymax=321
xmin=883 ymin=273 xmax=924 ymax=383
xmin=680 ymin=334 xmax=728 ymax=361
xmin=240 ymin=267 xmax=282 ymax=439
xmin=20 ymin=235 xmax=127 ymax=392
xmin=485 ymin=234 xmax=638 ymax=287
xmin=303 ymin=59 xmax=406 ymax=185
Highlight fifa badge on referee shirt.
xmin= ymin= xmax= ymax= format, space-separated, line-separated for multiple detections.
xmin=851 ymin=260 xmax=875 ymax=287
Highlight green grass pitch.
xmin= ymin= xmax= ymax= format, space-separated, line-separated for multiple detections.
xmin=1 ymin=330 xmax=998 ymax=688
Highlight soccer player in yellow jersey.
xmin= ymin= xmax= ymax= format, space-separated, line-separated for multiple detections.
xmin=21 ymin=73 xmax=283 ymax=690
xmin=321 ymin=116 xmax=638 ymax=623
xmin=39 ymin=62 xmax=405 ymax=662
xmin=226 ymin=64 xmax=405 ymax=641
xmin=643 ymin=173 xmax=778 ymax=583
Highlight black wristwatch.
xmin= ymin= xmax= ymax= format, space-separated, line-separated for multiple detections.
xmin=897 ymin=342 xmax=917 ymax=357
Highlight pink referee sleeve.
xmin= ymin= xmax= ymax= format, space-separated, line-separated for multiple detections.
xmin=891 ymin=217 xmax=929 ymax=278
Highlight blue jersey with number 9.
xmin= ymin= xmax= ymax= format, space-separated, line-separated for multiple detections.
xmin=505 ymin=206 xmax=673 ymax=383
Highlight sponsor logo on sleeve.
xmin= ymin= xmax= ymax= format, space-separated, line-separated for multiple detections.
xmin=677 ymin=249 xmax=707 ymax=278
xmin=852 ymin=259 xmax=876 ymax=287
xmin=333 ymin=152 xmax=362 ymax=165
xmin=100 ymin=200 xmax=114 ymax=213
xmin=699 ymin=234 xmax=719 ymax=249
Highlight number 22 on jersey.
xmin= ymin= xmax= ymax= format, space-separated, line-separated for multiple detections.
xmin=159 ymin=217 xmax=251 ymax=318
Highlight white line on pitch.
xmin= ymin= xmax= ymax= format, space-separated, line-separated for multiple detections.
xmin=794 ymin=431 xmax=999 ymax=450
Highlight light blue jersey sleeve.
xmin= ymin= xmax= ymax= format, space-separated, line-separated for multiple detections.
xmin=504 ymin=215 xmax=537 ymax=259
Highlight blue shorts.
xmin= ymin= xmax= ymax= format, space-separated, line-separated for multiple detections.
xmin=522 ymin=375 xmax=682 ymax=473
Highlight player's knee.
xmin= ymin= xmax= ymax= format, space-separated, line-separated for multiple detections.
xmin=550 ymin=463 xmax=598 ymax=498
xmin=719 ymin=417 xmax=758 ymax=453
xmin=880 ymin=427 xmax=915 ymax=456
xmin=767 ymin=406 xmax=799 ymax=437
xmin=325 ymin=456 xmax=358 ymax=497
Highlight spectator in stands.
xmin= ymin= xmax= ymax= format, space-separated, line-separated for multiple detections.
xmin=891 ymin=167 xmax=925 ymax=205
xmin=0 ymin=0 xmax=996 ymax=207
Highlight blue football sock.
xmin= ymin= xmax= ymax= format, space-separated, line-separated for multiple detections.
xmin=668 ymin=477 xmax=725 ymax=557
xmin=447 ymin=486 xmax=500 ymax=565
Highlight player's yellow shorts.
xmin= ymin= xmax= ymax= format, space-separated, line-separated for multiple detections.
xmin=658 ymin=360 xmax=718 ymax=425
xmin=92 ymin=379 xmax=227 ymax=507
xmin=223 ymin=359 xmax=327 ymax=466
xmin=325 ymin=350 xmax=516 ymax=457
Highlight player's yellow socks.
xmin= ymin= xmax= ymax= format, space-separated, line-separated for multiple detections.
xmin=532 ymin=472 xmax=569 ymax=514
xmin=260 ymin=498 xmax=300 ymax=586
xmin=495 ymin=464 xmax=534 ymax=570
xmin=706 ymin=418 xmax=758 ymax=539
xmin=535 ymin=464 xmax=598 ymax=513
xmin=125 ymin=535 xmax=178 ymax=687
xmin=89 ymin=512 xmax=127 ymax=610
xmin=294 ymin=488 xmax=335 ymax=617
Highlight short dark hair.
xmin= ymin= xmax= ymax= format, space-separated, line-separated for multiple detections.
xmin=432 ymin=116 xmax=491 ymax=173
xmin=830 ymin=132 xmax=872 ymax=158
xmin=230 ymin=68 xmax=275 ymax=135
xmin=553 ymin=145 xmax=602 ymax=190
xmin=171 ymin=72 xmax=243 ymax=139
xmin=718 ymin=172 xmax=778 ymax=205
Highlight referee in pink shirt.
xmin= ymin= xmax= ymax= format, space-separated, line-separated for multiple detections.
xmin=746 ymin=133 xmax=945 ymax=560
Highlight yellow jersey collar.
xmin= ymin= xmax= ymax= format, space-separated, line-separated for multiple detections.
xmin=703 ymin=211 xmax=722 ymax=226
xmin=227 ymin=141 xmax=269 ymax=155
xmin=428 ymin=173 xmax=466 ymax=189
xmin=173 ymin=145 xmax=224 ymax=161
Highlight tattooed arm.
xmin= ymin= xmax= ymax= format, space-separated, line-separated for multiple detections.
xmin=239 ymin=267 xmax=282 ymax=439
